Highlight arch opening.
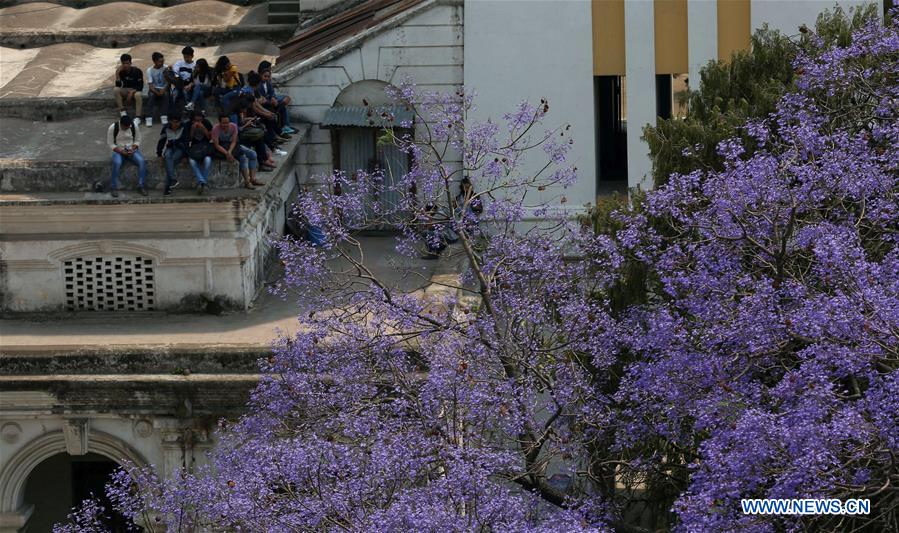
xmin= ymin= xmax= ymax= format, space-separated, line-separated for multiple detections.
xmin=24 ymin=452 xmax=137 ymax=532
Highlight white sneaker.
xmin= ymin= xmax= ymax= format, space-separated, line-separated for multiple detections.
xmin=120 ymin=110 xmax=127 ymax=117
xmin=161 ymin=115 xmax=168 ymax=125
xmin=274 ymin=149 xmax=288 ymax=156
xmin=184 ymin=102 xmax=194 ymax=111
xmin=145 ymin=117 xmax=153 ymax=127
xmin=133 ymin=117 xmax=141 ymax=126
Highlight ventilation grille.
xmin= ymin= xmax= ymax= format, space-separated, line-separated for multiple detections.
xmin=64 ymin=256 xmax=156 ymax=311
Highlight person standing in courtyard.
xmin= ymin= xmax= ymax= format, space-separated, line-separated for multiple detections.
xmin=114 ymin=54 xmax=144 ymax=125
xmin=107 ymin=115 xmax=146 ymax=197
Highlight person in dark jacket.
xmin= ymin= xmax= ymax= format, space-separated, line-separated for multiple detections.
xmin=156 ymin=115 xmax=189 ymax=195
xmin=115 ymin=53 xmax=144 ymax=125
xmin=187 ymin=111 xmax=214 ymax=194
xmin=257 ymin=61 xmax=297 ymax=135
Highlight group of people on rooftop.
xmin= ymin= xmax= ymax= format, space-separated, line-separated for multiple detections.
xmin=106 ymin=46 xmax=298 ymax=197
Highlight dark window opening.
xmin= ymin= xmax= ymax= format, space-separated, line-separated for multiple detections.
xmin=594 ymin=76 xmax=628 ymax=195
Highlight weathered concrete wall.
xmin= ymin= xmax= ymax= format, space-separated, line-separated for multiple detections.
xmin=464 ymin=0 xmax=597 ymax=212
xmin=280 ymin=2 xmax=464 ymax=184
xmin=0 ymin=131 xmax=305 ymax=313
xmin=0 ymin=369 xmax=258 ymax=531
xmin=0 ymin=159 xmax=244 ymax=193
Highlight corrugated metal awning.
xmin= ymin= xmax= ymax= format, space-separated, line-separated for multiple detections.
xmin=321 ymin=105 xmax=414 ymax=128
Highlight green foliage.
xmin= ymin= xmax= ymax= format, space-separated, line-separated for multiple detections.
xmin=643 ymin=4 xmax=880 ymax=188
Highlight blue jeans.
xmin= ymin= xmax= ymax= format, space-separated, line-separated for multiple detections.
xmin=215 ymin=87 xmax=240 ymax=111
xmin=188 ymin=156 xmax=212 ymax=184
xmin=164 ymin=147 xmax=185 ymax=187
xmin=237 ymin=145 xmax=257 ymax=171
xmin=191 ymin=84 xmax=212 ymax=109
xmin=145 ymin=90 xmax=170 ymax=120
xmin=110 ymin=149 xmax=147 ymax=189
xmin=275 ymin=96 xmax=291 ymax=127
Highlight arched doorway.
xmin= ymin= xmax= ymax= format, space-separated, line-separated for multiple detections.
xmin=322 ymin=80 xmax=414 ymax=223
xmin=0 ymin=429 xmax=147 ymax=533
xmin=23 ymin=453 xmax=135 ymax=532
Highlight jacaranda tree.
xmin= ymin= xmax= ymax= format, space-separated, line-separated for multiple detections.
xmin=613 ymin=11 xmax=899 ymax=532
xmin=58 ymin=11 xmax=897 ymax=533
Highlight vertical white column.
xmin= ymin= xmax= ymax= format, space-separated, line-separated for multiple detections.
xmin=624 ymin=0 xmax=656 ymax=190
xmin=688 ymin=0 xmax=718 ymax=89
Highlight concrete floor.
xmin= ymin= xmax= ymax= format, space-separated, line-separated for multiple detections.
xmin=0 ymin=236 xmax=445 ymax=352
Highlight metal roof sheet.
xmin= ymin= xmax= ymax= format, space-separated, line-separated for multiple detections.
xmin=276 ymin=0 xmax=425 ymax=69
xmin=322 ymin=105 xmax=414 ymax=128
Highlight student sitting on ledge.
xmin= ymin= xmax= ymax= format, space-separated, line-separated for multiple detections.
xmin=106 ymin=115 xmax=147 ymax=198
xmin=115 ymin=54 xmax=144 ymax=125
xmin=145 ymin=51 xmax=169 ymax=128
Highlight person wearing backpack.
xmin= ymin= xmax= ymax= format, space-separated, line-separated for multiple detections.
xmin=106 ymin=115 xmax=147 ymax=197
xmin=155 ymin=114 xmax=190 ymax=196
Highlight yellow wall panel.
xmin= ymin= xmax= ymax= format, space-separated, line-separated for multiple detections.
xmin=592 ymin=0 xmax=626 ymax=76
xmin=654 ymin=0 xmax=689 ymax=74
xmin=717 ymin=0 xmax=751 ymax=61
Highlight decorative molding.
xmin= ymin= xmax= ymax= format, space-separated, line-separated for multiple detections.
xmin=0 ymin=503 xmax=33 ymax=531
xmin=0 ymin=259 xmax=56 ymax=272
xmin=47 ymin=241 xmax=166 ymax=265
xmin=133 ymin=419 xmax=153 ymax=439
xmin=0 ymin=423 xmax=22 ymax=445
xmin=62 ymin=419 xmax=90 ymax=455
xmin=0 ymin=392 xmax=56 ymax=411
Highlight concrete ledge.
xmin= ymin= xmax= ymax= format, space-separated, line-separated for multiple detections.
xmin=0 ymin=375 xmax=258 ymax=416
xmin=0 ymin=124 xmax=305 ymax=194
xmin=0 ymin=97 xmax=111 ymax=121
xmin=0 ymin=25 xmax=295 ymax=49
xmin=0 ymin=157 xmax=244 ymax=193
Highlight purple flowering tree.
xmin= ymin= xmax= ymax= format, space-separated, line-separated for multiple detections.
xmin=60 ymin=87 xmax=621 ymax=532
xmin=613 ymin=13 xmax=899 ymax=532
xmin=57 ymin=12 xmax=897 ymax=533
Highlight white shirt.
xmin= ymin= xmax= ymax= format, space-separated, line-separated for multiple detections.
xmin=107 ymin=122 xmax=142 ymax=151
xmin=171 ymin=59 xmax=196 ymax=82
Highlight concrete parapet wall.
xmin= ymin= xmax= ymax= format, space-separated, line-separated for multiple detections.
xmin=0 ymin=158 xmax=244 ymax=193
xmin=0 ymin=97 xmax=111 ymax=122
xmin=0 ymin=128 xmax=306 ymax=313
